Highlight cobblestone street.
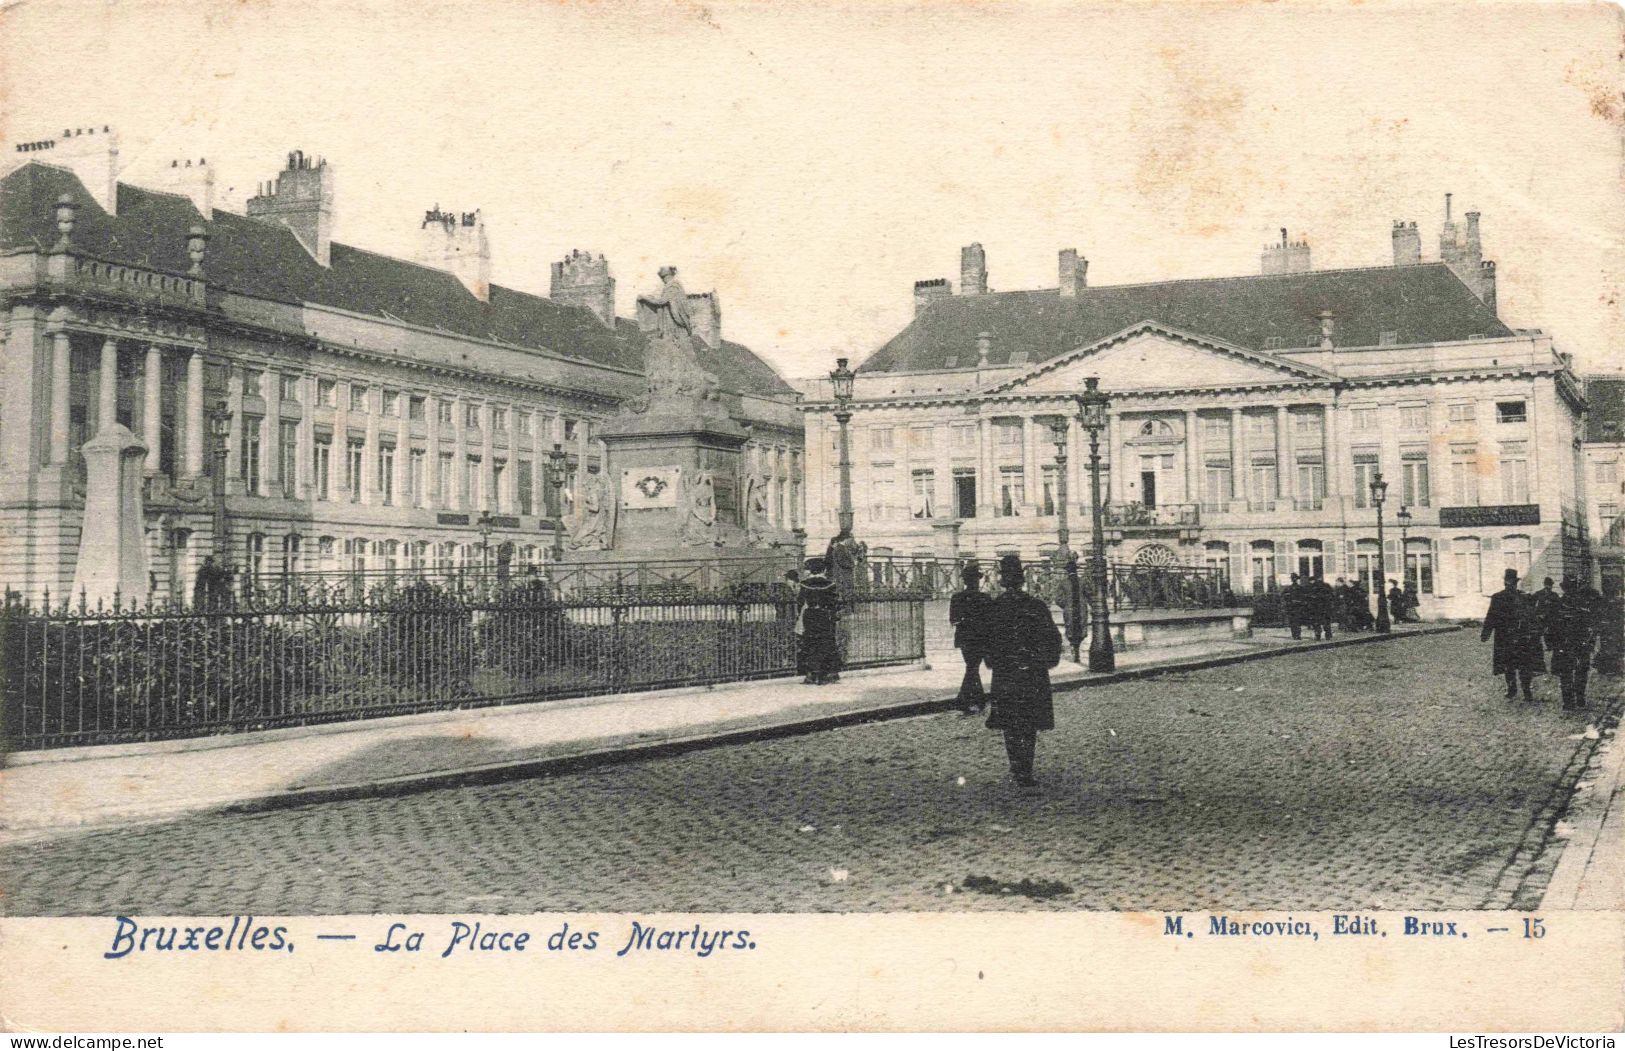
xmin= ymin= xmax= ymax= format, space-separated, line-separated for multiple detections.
xmin=4 ymin=630 xmax=1619 ymax=914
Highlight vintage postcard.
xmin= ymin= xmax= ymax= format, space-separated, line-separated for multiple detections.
xmin=0 ymin=0 xmax=1621 ymax=1034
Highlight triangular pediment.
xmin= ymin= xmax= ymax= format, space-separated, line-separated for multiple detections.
xmin=987 ymin=321 xmax=1335 ymax=395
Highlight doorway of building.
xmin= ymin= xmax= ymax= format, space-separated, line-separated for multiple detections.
xmin=1141 ymin=470 xmax=1157 ymax=508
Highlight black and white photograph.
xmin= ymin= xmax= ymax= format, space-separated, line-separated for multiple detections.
xmin=0 ymin=0 xmax=1621 ymax=1034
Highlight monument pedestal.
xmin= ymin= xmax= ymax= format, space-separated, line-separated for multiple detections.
xmin=597 ymin=410 xmax=750 ymax=555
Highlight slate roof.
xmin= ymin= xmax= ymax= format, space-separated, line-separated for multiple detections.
xmin=1586 ymin=376 xmax=1625 ymax=443
xmin=860 ymin=263 xmax=1514 ymax=374
xmin=0 ymin=162 xmax=795 ymax=397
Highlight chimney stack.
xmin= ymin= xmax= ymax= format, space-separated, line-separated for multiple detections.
xmin=246 ymin=150 xmax=335 ymax=266
xmin=687 ymin=291 xmax=722 ymax=349
xmin=8 ymin=125 xmax=121 ymax=213
xmin=913 ymin=278 xmax=951 ymax=316
xmin=1261 ymin=228 xmax=1312 ymax=274
xmin=960 ymin=243 xmax=987 ymax=296
xmin=550 ymin=249 xmax=616 ymax=325
xmin=1059 ymin=248 xmax=1089 ymax=297
xmin=1479 ymin=260 xmax=1497 ymax=314
xmin=416 ymin=205 xmax=491 ymax=301
xmin=1391 ymin=220 xmax=1421 ymax=266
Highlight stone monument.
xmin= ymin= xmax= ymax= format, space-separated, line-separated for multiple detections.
xmin=589 ymin=266 xmax=754 ymax=557
xmin=71 ymin=424 xmax=150 ymax=606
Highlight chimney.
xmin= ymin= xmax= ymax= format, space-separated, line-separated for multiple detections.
xmin=151 ymin=158 xmax=215 ymax=217
xmin=1391 ymin=220 xmax=1421 ymax=266
xmin=976 ymin=331 xmax=992 ymax=366
xmin=960 ymin=243 xmax=987 ymax=296
xmin=687 ymin=291 xmax=722 ymax=349
xmin=1465 ymin=210 xmax=1481 ymax=251
xmin=1479 ymin=260 xmax=1498 ymax=314
xmin=415 ymin=205 xmax=491 ymax=301
xmin=1439 ymin=196 xmax=1487 ymax=300
xmin=1318 ymin=310 xmax=1335 ymax=350
xmin=246 ymin=150 xmax=335 ymax=266
xmin=550 ymin=249 xmax=616 ymax=325
xmin=9 ymin=125 xmax=121 ymax=212
xmin=913 ymin=278 xmax=951 ymax=316
xmin=1261 ymin=228 xmax=1311 ymax=274
xmin=1059 ymin=249 xmax=1089 ymax=297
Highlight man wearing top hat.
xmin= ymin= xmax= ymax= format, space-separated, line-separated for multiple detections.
xmin=1551 ymin=575 xmax=1599 ymax=710
xmin=1481 ymin=567 xmax=1544 ymax=702
xmin=948 ymin=562 xmax=994 ymax=716
xmin=983 ymin=554 xmax=1063 ymax=788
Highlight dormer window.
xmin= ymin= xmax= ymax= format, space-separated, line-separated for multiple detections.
xmin=1264 ymin=336 xmax=1285 ymax=351
xmin=1380 ymin=330 xmax=1399 ymax=346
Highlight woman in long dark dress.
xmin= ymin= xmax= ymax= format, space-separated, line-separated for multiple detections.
xmin=797 ymin=557 xmax=842 ymax=685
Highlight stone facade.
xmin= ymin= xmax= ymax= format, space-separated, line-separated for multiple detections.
xmin=0 ymin=145 xmax=802 ymax=603
xmin=797 ymin=207 xmax=1593 ymax=620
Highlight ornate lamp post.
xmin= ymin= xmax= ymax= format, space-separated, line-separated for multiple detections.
xmin=476 ymin=509 xmax=494 ymax=578
xmin=1050 ymin=416 xmax=1085 ymax=662
xmin=829 ymin=357 xmax=856 ymax=539
xmin=1076 ymin=377 xmax=1115 ymax=672
xmin=208 ymin=398 xmax=232 ymax=557
xmin=1371 ymin=471 xmax=1392 ymax=634
xmin=1396 ymin=504 xmax=1412 ymax=594
xmin=546 ymin=442 xmax=569 ymax=561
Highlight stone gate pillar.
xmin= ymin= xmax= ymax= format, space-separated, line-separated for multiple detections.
xmin=71 ymin=424 xmax=150 ymax=606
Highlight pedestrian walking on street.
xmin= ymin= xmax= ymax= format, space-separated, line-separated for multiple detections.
xmin=1285 ymin=573 xmax=1306 ymax=640
xmin=1594 ymin=578 xmax=1624 ymax=676
xmin=1332 ymin=578 xmax=1352 ymax=631
xmin=1388 ymin=579 xmax=1410 ymax=623
xmin=1533 ymin=576 xmax=1561 ymax=656
xmin=1551 ymin=576 xmax=1599 ymax=710
xmin=949 ymin=562 xmax=994 ymax=716
xmin=1308 ymin=571 xmax=1337 ymax=640
xmin=797 ymin=557 xmax=842 ymax=685
xmin=1481 ymin=568 xmax=1545 ymax=702
xmin=984 ymin=554 xmax=1063 ymax=789
xmin=1344 ymin=580 xmax=1374 ymax=631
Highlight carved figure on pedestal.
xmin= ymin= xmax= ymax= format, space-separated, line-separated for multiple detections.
xmin=568 ymin=471 xmax=616 ymax=551
xmin=634 ymin=266 xmax=722 ymax=411
xmin=743 ymin=473 xmax=772 ymax=546
xmin=680 ymin=469 xmax=720 ymax=546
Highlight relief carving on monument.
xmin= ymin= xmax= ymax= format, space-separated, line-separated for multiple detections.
xmin=679 ymin=469 xmax=721 ymax=547
xmin=742 ymin=473 xmax=772 ymax=547
xmin=567 ymin=470 xmax=616 ymax=551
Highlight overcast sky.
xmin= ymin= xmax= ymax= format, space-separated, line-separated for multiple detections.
xmin=4 ymin=0 xmax=1621 ymax=378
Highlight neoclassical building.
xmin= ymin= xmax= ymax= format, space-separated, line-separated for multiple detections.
xmin=0 ymin=131 xmax=802 ymax=601
xmin=798 ymin=209 xmax=1593 ymax=619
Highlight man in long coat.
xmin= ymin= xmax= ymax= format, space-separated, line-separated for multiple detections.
xmin=948 ymin=562 xmax=994 ymax=716
xmin=984 ymin=554 xmax=1063 ymax=788
xmin=1284 ymin=573 xmax=1306 ymax=640
xmin=1481 ymin=568 xmax=1544 ymax=701
xmin=797 ymin=557 xmax=842 ymax=685
xmin=1307 ymin=572 xmax=1337 ymax=640
xmin=1551 ymin=575 xmax=1598 ymax=710
xmin=1594 ymin=578 xmax=1624 ymax=676
xmin=1533 ymin=577 xmax=1561 ymax=656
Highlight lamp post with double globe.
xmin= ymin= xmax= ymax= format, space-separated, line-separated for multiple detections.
xmin=547 ymin=442 xmax=569 ymax=562
xmin=1049 ymin=416 xmax=1086 ymax=663
xmin=829 ymin=357 xmax=856 ymax=540
xmin=1371 ymin=472 xmax=1392 ymax=634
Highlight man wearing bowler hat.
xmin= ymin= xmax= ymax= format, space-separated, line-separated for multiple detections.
xmin=984 ymin=554 xmax=1063 ymax=788
xmin=949 ymin=562 xmax=994 ymax=716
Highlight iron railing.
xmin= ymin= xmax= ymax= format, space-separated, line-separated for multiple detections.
xmin=861 ymin=554 xmax=1231 ymax=611
xmin=1 ymin=580 xmax=924 ymax=751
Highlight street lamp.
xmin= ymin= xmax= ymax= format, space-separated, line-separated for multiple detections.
xmin=208 ymin=398 xmax=232 ymax=558
xmin=1370 ymin=471 xmax=1392 ymax=634
xmin=829 ymin=357 xmax=856 ymax=539
xmin=1075 ymin=377 xmax=1115 ymax=672
xmin=476 ymin=509 xmax=493 ymax=578
xmin=1049 ymin=416 xmax=1085 ymax=663
xmin=546 ymin=442 xmax=568 ymax=561
xmin=1396 ymin=504 xmax=1413 ymax=596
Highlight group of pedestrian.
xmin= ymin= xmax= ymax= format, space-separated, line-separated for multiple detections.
xmin=1282 ymin=572 xmax=1339 ymax=640
xmin=950 ymin=555 xmax=1064 ymax=789
xmin=1481 ymin=570 xmax=1617 ymax=710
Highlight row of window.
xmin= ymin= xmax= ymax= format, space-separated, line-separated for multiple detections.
xmin=1197 ymin=534 xmax=1541 ymax=599
xmin=237 ymin=534 xmax=559 ymax=579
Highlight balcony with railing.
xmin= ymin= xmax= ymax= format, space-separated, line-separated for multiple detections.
xmin=1102 ymin=502 xmax=1200 ymax=532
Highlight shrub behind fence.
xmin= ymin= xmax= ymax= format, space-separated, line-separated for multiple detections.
xmin=1 ymin=582 xmax=925 ymax=751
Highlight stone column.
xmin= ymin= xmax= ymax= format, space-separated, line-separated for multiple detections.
xmin=360 ymin=389 xmax=378 ymax=505
xmin=482 ymin=404 xmax=496 ymax=513
xmin=1277 ymin=405 xmax=1293 ymax=505
xmin=427 ymin=395 xmax=443 ymax=508
xmin=263 ymin=365 xmax=282 ymax=494
xmin=977 ymin=416 xmax=994 ymax=518
xmin=225 ymin=368 xmax=244 ymax=494
xmin=295 ymin=373 xmax=314 ymax=497
xmin=48 ymin=328 xmax=71 ymax=466
xmin=98 ymin=337 xmax=118 ymax=432
xmin=1229 ymin=407 xmax=1245 ymax=502
xmin=142 ymin=345 xmax=163 ymax=474
xmin=1107 ymin=411 xmax=1124 ymax=504
xmin=1023 ymin=413 xmax=1043 ymax=516
xmin=332 ymin=381 xmax=351 ymax=502
xmin=1184 ymin=408 xmax=1199 ymax=506
xmin=184 ymin=351 xmax=205 ymax=478
xmin=933 ymin=419 xmax=953 ymax=519
xmin=1325 ymin=400 xmax=1347 ymax=511
xmin=395 ymin=407 xmax=410 ymax=507
xmin=71 ymin=424 xmax=150 ymax=607
xmin=573 ymin=415 xmax=589 ymax=510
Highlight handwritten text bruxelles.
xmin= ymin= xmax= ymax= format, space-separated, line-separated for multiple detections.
xmin=102 ymin=917 xmax=756 ymax=960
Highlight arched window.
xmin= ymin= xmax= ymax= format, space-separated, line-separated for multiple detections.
xmin=1502 ymin=534 xmax=1532 ymax=578
xmin=1404 ymin=537 xmax=1434 ymax=595
xmin=1137 ymin=419 xmax=1175 ymax=438
xmin=1203 ymin=540 xmax=1231 ymax=590
xmin=1353 ymin=538 xmax=1380 ymax=594
xmin=1248 ymin=540 xmax=1275 ymax=594
xmin=1295 ymin=539 xmax=1323 ymax=580
xmin=1453 ymin=536 xmax=1482 ymax=596
xmin=246 ymin=533 xmax=266 ymax=581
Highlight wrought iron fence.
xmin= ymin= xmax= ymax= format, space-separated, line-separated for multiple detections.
xmin=1 ymin=580 xmax=924 ymax=751
xmin=861 ymin=554 xmax=1231 ymax=612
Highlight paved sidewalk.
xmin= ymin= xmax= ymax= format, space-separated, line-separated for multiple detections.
xmin=0 ymin=623 xmax=1455 ymax=840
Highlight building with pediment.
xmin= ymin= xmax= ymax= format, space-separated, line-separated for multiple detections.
xmin=0 ymin=133 xmax=802 ymax=602
xmin=798 ymin=216 xmax=1593 ymax=619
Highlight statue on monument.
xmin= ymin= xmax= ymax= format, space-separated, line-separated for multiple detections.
xmin=680 ymin=469 xmax=720 ymax=546
xmin=635 ymin=266 xmax=721 ymax=411
xmin=742 ymin=473 xmax=772 ymax=547
xmin=568 ymin=471 xmax=616 ymax=551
